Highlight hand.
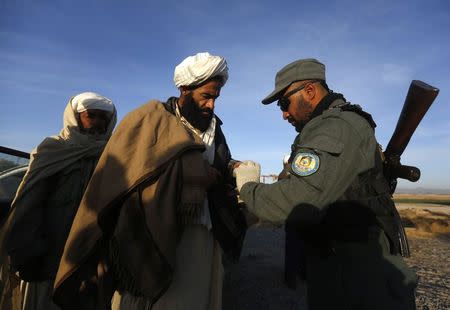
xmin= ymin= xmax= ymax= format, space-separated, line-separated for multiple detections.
xmin=233 ymin=161 xmax=261 ymax=192
xmin=232 ymin=160 xmax=260 ymax=176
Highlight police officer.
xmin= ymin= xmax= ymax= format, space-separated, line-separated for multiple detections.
xmin=234 ymin=59 xmax=418 ymax=309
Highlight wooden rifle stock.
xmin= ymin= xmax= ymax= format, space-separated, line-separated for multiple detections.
xmin=381 ymin=80 xmax=438 ymax=257
xmin=384 ymin=80 xmax=439 ymax=183
xmin=385 ymin=80 xmax=439 ymax=156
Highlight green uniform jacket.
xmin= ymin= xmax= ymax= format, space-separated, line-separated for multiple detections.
xmin=241 ymin=98 xmax=375 ymax=224
xmin=240 ymin=98 xmax=417 ymax=310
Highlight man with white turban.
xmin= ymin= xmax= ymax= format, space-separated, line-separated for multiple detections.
xmin=1 ymin=92 xmax=116 ymax=310
xmin=107 ymin=52 xmax=247 ymax=309
xmin=50 ymin=53 xmax=249 ymax=310
xmin=148 ymin=52 xmax=243 ymax=310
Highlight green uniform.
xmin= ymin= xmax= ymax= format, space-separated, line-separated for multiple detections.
xmin=240 ymin=97 xmax=417 ymax=309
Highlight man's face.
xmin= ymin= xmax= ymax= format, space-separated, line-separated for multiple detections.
xmin=78 ymin=109 xmax=111 ymax=135
xmin=280 ymin=81 xmax=315 ymax=132
xmin=179 ymin=78 xmax=223 ymax=132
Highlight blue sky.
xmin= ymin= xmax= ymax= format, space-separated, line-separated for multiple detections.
xmin=1 ymin=0 xmax=449 ymax=189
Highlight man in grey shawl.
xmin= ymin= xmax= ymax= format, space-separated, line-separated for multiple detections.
xmin=1 ymin=92 xmax=117 ymax=310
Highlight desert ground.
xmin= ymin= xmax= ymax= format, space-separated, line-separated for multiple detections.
xmin=223 ymin=195 xmax=450 ymax=310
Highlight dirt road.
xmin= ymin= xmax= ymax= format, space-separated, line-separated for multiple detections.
xmin=223 ymin=226 xmax=449 ymax=310
xmin=223 ymin=226 xmax=307 ymax=310
xmin=405 ymin=235 xmax=450 ymax=310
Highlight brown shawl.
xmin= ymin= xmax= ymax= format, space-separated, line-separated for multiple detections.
xmin=52 ymin=101 xmax=207 ymax=308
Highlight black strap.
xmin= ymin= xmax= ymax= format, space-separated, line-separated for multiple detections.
xmin=340 ymin=104 xmax=377 ymax=129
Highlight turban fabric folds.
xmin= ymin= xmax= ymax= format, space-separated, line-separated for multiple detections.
xmin=71 ymin=92 xmax=115 ymax=113
xmin=174 ymin=52 xmax=228 ymax=88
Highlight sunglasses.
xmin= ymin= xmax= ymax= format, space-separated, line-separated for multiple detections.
xmin=277 ymin=81 xmax=318 ymax=112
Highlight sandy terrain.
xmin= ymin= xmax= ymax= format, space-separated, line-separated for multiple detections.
xmin=397 ymin=204 xmax=450 ymax=215
xmin=404 ymin=234 xmax=449 ymax=310
xmin=223 ymin=202 xmax=450 ymax=310
xmin=399 ymin=206 xmax=450 ymax=237
xmin=394 ymin=194 xmax=450 ymax=201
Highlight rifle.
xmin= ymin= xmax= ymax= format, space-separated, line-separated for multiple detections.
xmin=383 ymin=80 xmax=440 ymax=190
xmin=382 ymin=80 xmax=439 ymax=257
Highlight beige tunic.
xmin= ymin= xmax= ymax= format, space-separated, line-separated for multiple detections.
xmin=112 ymin=225 xmax=223 ymax=310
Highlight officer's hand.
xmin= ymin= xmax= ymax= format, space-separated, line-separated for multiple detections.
xmin=233 ymin=160 xmax=261 ymax=192
xmin=232 ymin=160 xmax=260 ymax=173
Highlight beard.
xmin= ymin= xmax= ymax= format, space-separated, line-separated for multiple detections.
xmin=179 ymin=93 xmax=214 ymax=132
xmin=293 ymin=94 xmax=314 ymax=132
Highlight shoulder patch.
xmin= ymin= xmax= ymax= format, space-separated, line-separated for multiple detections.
xmin=291 ymin=152 xmax=320 ymax=177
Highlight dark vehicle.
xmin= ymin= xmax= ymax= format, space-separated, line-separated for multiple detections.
xmin=0 ymin=146 xmax=30 ymax=223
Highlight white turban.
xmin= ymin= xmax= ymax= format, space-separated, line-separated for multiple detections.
xmin=71 ymin=92 xmax=115 ymax=113
xmin=173 ymin=52 xmax=228 ymax=88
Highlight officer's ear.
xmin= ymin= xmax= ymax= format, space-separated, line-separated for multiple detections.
xmin=303 ymin=82 xmax=317 ymax=101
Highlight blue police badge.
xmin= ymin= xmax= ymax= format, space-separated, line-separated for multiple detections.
xmin=291 ymin=152 xmax=320 ymax=176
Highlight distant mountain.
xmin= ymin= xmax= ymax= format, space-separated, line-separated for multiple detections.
xmin=396 ymin=187 xmax=450 ymax=194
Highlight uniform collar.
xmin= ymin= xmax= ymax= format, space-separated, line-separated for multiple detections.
xmin=310 ymin=92 xmax=347 ymax=120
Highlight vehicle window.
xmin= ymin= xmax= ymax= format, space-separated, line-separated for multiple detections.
xmin=0 ymin=170 xmax=27 ymax=201
xmin=0 ymin=147 xmax=30 ymax=202
xmin=0 ymin=153 xmax=29 ymax=173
